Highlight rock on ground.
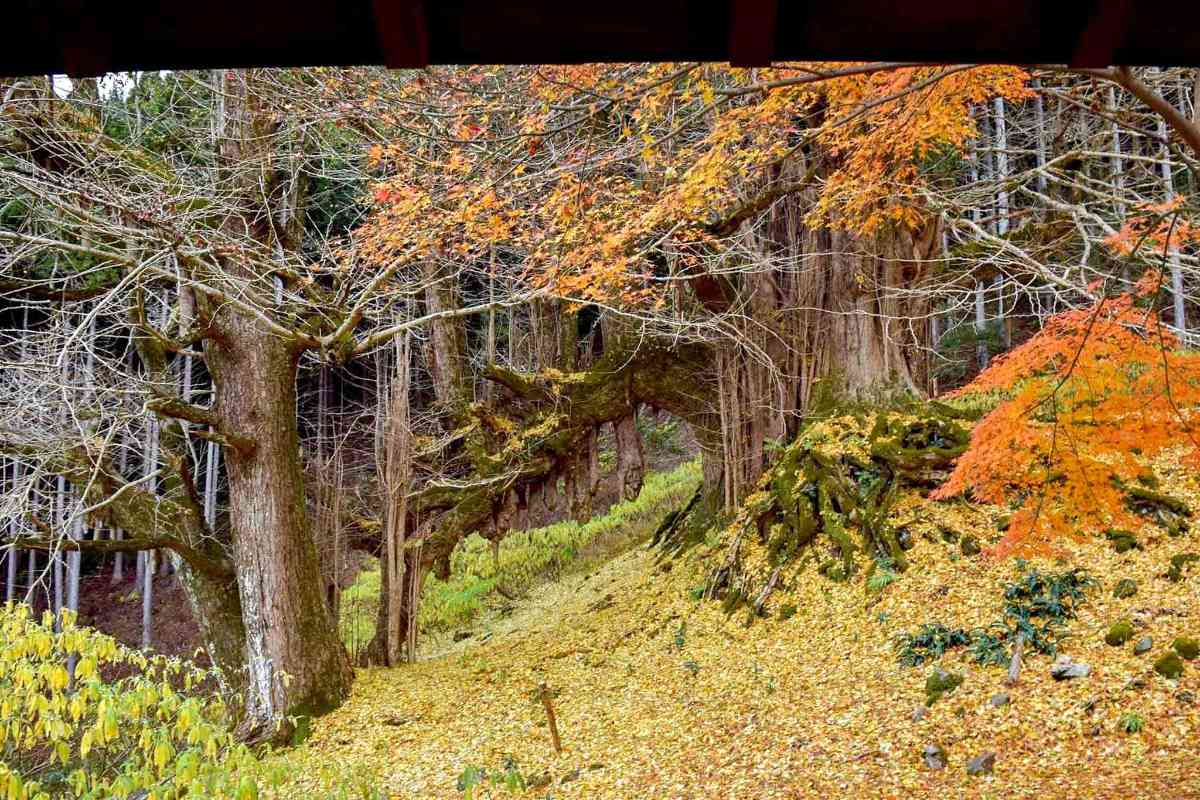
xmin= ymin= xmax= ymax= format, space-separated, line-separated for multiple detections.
xmin=966 ymin=751 xmax=997 ymax=775
xmin=1051 ymin=655 xmax=1090 ymax=680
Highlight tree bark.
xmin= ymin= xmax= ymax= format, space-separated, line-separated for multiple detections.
xmin=205 ymin=316 xmax=352 ymax=740
xmin=140 ymin=550 xmax=154 ymax=650
xmin=613 ymin=409 xmax=645 ymax=502
xmin=365 ymin=546 xmax=421 ymax=665
xmin=422 ymin=261 xmax=471 ymax=411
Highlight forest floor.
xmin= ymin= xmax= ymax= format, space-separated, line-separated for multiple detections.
xmin=271 ymin=490 xmax=1200 ymax=799
xmin=77 ymin=572 xmax=202 ymax=663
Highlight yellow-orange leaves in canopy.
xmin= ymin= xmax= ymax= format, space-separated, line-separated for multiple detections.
xmin=812 ymin=65 xmax=1031 ymax=233
xmin=933 ymin=287 xmax=1200 ymax=556
xmin=343 ymin=63 xmax=1031 ymax=307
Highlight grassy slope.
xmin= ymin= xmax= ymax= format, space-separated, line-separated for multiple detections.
xmin=272 ymin=447 xmax=1200 ymax=799
xmin=340 ymin=461 xmax=702 ymax=659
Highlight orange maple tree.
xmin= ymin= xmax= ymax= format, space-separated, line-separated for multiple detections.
xmin=933 ymin=274 xmax=1200 ymax=555
xmin=1105 ymin=196 xmax=1199 ymax=257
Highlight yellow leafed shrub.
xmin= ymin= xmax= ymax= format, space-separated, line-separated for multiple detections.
xmin=0 ymin=603 xmax=264 ymax=800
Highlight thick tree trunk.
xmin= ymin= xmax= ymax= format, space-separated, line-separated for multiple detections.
xmin=175 ymin=563 xmax=248 ymax=691
xmin=808 ymin=227 xmax=926 ymax=397
xmin=207 ymin=316 xmax=352 ymax=741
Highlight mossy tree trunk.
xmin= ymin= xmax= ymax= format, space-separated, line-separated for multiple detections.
xmin=205 ymin=313 xmax=353 ymax=742
xmin=613 ymin=408 xmax=646 ymax=502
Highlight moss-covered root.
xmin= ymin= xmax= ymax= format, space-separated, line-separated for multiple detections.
xmin=697 ymin=402 xmax=975 ymax=604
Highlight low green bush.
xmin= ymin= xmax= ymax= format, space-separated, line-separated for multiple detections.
xmin=895 ymin=563 xmax=1094 ymax=668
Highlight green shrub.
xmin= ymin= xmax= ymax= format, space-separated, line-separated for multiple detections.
xmin=1117 ymin=712 xmax=1145 ymax=734
xmin=967 ymin=627 xmax=1011 ymax=667
xmin=896 ymin=564 xmax=1094 ymax=669
xmin=1002 ymin=563 xmax=1093 ymax=625
xmin=1105 ymin=620 xmax=1135 ymax=646
xmin=895 ymin=624 xmax=973 ymax=667
xmin=637 ymin=416 xmax=686 ymax=456
xmin=1172 ymin=636 xmax=1199 ymax=660
xmin=1104 ymin=529 xmax=1140 ymax=553
xmin=340 ymin=565 xmax=381 ymax=658
xmin=866 ymin=559 xmax=899 ymax=595
xmin=1168 ymin=553 xmax=1200 ymax=582
xmin=1155 ymin=651 xmax=1185 ymax=679
xmin=924 ymin=668 xmax=964 ymax=705
xmin=998 ymin=563 xmax=1093 ymax=657
xmin=456 ymin=756 xmax=527 ymax=798
xmin=1112 ymin=578 xmax=1138 ymax=598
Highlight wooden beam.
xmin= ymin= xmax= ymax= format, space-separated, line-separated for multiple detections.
xmin=728 ymin=0 xmax=778 ymax=67
xmin=1071 ymin=0 xmax=1134 ymax=68
xmin=3 ymin=0 xmax=1200 ymax=78
xmin=372 ymin=0 xmax=429 ymax=68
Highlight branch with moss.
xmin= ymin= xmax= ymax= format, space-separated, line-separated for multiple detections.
xmin=0 ymin=431 xmax=232 ymax=579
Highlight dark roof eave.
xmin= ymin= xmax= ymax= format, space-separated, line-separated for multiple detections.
xmin=4 ymin=0 xmax=1198 ymax=79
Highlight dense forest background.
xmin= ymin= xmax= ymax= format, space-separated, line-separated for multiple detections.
xmin=1 ymin=63 xmax=1199 ymax=797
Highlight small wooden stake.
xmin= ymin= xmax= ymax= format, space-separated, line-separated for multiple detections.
xmin=1006 ymin=632 xmax=1025 ymax=686
xmin=538 ymin=682 xmax=562 ymax=756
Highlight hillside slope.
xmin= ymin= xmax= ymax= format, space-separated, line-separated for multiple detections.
xmin=273 ymin=495 xmax=1200 ymax=799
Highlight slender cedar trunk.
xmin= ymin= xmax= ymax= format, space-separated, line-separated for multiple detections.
xmin=206 ymin=314 xmax=352 ymax=739
xmin=4 ymin=523 xmax=16 ymax=604
xmin=975 ymin=279 xmax=989 ymax=370
xmin=1158 ymin=113 xmax=1187 ymax=333
xmin=993 ymin=97 xmax=1010 ymax=234
xmin=139 ymin=410 xmax=157 ymax=648
xmin=140 ymin=550 xmax=154 ymax=649
xmin=383 ymin=334 xmax=413 ymax=666
xmin=995 ymin=275 xmax=1011 ymax=349
xmin=111 ymin=443 xmax=128 ymax=584
xmin=24 ymin=548 xmax=36 ymax=606
xmin=5 ymin=459 xmax=19 ymax=603
xmin=203 ymin=441 xmax=220 ymax=528
xmin=1106 ymin=86 xmax=1125 ymax=221
xmin=365 ymin=546 xmax=421 ymax=665
xmin=53 ymin=475 xmax=64 ymax=621
xmin=613 ymin=408 xmax=645 ymax=502
xmin=1033 ymin=80 xmax=1048 ymax=194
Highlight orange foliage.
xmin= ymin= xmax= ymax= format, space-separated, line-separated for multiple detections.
xmin=344 ymin=63 xmax=1029 ymax=305
xmin=1104 ymin=196 xmax=1199 ymax=257
xmin=933 ymin=285 xmax=1200 ymax=556
xmin=810 ymin=65 xmax=1030 ymax=232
